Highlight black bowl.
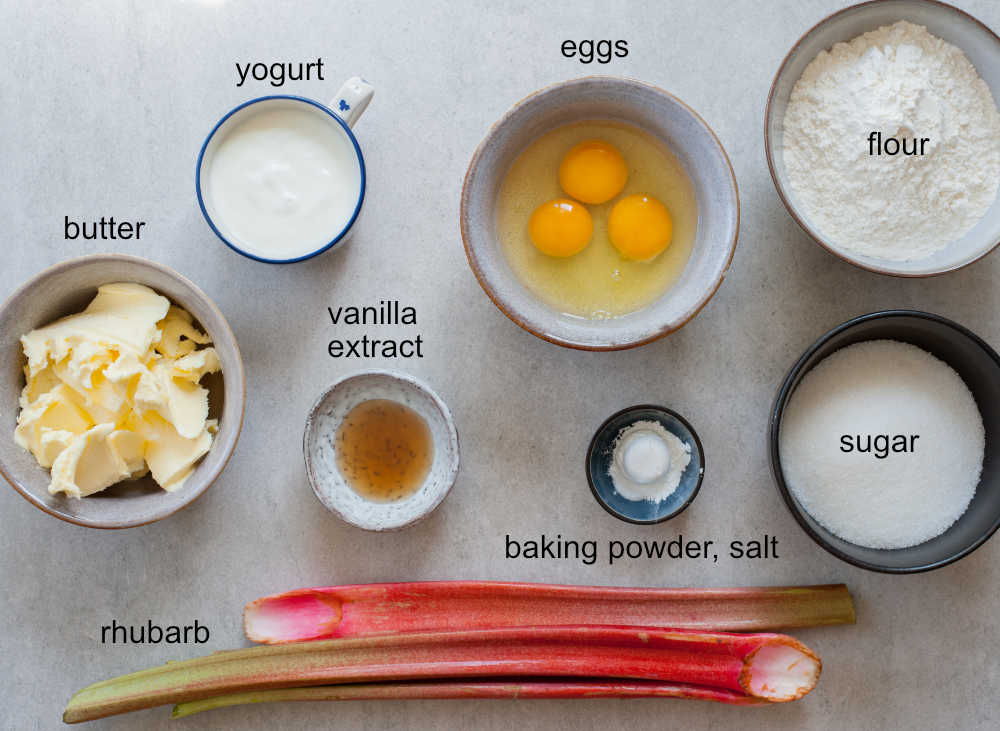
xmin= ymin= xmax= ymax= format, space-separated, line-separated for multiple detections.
xmin=586 ymin=405 xmax=705 ymax=524
xmin=770 ymin=311 xmax=1000 ymax=573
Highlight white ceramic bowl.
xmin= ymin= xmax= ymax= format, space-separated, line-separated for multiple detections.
xmin=0 ymin=255 xmax=245 ymax=528
xmin=766 ymin=0 xmax=1000 ymax=276
xmin=461 ymin=76 xmax=740 ymax=350
xmin=303 ymin=370 xmax=460 ymax=531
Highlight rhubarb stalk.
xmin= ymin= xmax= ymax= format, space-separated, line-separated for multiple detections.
xmin=171 ymin=679 xmax=767 ymax=718
xmin=63 ymin=626 xmax=821 ymax=723
xmin=243 ymin=581 xmax=854 ymax=644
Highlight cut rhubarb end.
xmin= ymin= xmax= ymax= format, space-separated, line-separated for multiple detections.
xmin=742 ymin=640 xmax=821 ymax=702
xmin=244 ymin=591 xmax=343 ymax=644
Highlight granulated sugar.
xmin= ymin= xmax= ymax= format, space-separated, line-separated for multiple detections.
xmin=779 ymin=340 xmax=984 ymax=549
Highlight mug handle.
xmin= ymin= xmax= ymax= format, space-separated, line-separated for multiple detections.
xmin=331 ymin=77 xmax=374 ymax=128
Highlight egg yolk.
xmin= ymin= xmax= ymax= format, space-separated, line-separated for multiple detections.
xmin=528 ymin=199 xmax=593 ymax=257
xmin=608 ymin=194 xmax=673 ymax=261
xmin=558 ymin=140 xmax=628 ymax=205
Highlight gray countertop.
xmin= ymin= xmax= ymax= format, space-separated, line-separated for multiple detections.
xmin=2 ymin=1 xmax=998 ymax=728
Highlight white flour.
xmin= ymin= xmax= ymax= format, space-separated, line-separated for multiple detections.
xmin=779 ymin=340 xmax=984 ymax=549
xmin=783 ymin=21 xmax=1000 ymax=261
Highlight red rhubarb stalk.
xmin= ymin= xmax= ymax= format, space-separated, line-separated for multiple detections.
xmin=243 ymin=581 xmax=854 ymax=643
xmin=63 ymin=626 xmax=821 ymax=723
xmin=171 ymin=679 xmax=767 ymax=718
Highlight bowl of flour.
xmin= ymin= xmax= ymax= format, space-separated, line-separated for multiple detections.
xmin=770 ymin=311 xmax=1000 ymax=573
xmin=766 ymin=0 xmax=1000 ymax=276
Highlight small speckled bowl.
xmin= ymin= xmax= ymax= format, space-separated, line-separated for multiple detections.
xmin=770 ymin=311 xmax=1000 ymax=572
xmin=0 ymin=254 xmax=245 ymax=529
xmin=586 ymin=405 xmax=705 ymax=524
xmin=304 ymin=370 xmax=460 ymax=531
xmin=461 ymin=76 xmax=740 ymax=350
xmin=765 ymin=0 xmax=1000 ymax=276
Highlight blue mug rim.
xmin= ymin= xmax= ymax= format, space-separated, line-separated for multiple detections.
xmin=195 ymin=94 xmax=367 ymax=265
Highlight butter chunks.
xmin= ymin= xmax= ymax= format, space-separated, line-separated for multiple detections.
xmin=49 ymin=424 xmax=147 ymax=498
xmin=137 ymin=413 xmax=215 ymax=492
xmin=14 ymin=384 xmax=92 ymax=467
xmin=14 ymin=283 xmax=221 ymax=498
xmin=156 ymin=306 xmax=212 ymax=358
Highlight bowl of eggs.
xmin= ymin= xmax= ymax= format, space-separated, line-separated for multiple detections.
xmin=461 ymin=76 xmax=740 ymax=350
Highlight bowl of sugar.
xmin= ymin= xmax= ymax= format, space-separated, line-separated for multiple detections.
xmin=765 ymin=0 xmax=1000 ymax=276
xmin=770 ymin=310 xmax=1000 ymax=573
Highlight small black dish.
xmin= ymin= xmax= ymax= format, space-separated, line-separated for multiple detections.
xmin=586 ymin=405 xmax=705 ymax=524
xmin=770 ymin=310 xmax=1000 ymax=573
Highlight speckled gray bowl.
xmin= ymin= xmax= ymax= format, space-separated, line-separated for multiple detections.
xmin=0 ymin=254 xmax=245 ymax=529
xmin=304 ymin=370 xmax=460 ymax=531
xmin=766 ymin=0 xmax=1000 ymax=276
xmin=461 ymin=76 xmax=740 ymax=350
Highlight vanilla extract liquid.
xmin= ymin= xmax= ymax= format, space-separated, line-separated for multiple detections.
xmin=335 ymin=399 xmax=434 ymax=502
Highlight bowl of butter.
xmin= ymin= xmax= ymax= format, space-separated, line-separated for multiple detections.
xmin=0 ymin=254 xmax=245 ymax=528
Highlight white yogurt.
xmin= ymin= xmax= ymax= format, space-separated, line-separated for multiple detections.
xmin=206 ymin=105 xmax=361 ymax=260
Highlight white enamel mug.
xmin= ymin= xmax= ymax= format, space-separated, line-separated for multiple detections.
xmin=196 ymin=77 xmax=374 ymax=263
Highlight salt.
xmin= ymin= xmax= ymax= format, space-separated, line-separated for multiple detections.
xmin=608 ymin=421 xmax=691 ymax=503
xmin=779 ymin=340 xmax=984 ymax=549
